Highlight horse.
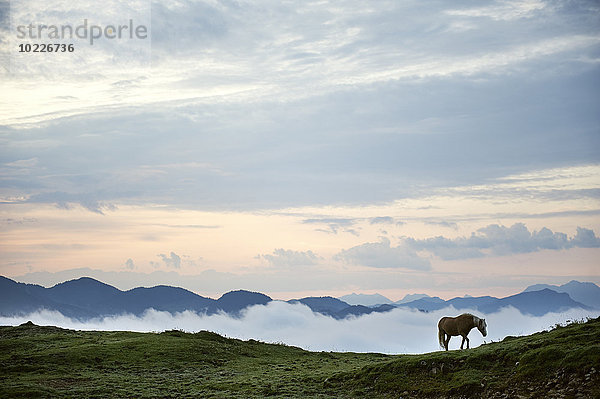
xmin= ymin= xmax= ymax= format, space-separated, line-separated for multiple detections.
xmin=438 ymin=313 xmax=487 ymax=351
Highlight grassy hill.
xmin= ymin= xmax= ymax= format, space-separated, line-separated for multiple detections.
xmin=1 ymin=317 xmax=599 ymax=398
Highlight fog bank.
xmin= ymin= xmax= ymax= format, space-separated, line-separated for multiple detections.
xmin=2 ymin=303 xmax=597 ymax=354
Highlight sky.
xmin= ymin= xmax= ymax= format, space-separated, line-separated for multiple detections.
xmin=1 ymin=0 xmax=599 ymax=301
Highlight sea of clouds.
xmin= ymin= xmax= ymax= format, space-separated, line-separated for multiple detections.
xmin=1 ymin=303 xmax=598 ymax=354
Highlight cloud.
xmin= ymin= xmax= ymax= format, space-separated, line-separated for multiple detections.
xmin=404 ymin=236 xmax=486 ymax=261
xmin=124 ymin=258 xmax=135 ymax=270
xmin=424 ymin=221 xmax=458 ymax=229
xmin=149 ymin=223 xmax=221 ymax=229
xmin=26 ymin=192 xmax=119 ymax=215
xmin=369 ymin=216 xmax=405 ymax=226
xmin=303 ymin=218 xmax=359 ymax=235
xmin=158 ymin=252 xmax=181 ymax=269
xmin=8 ymin=0 xmax=151 ymax=76
xmin=0 ymin=217 xmax=37 ymax=225
xmin=335 ymin=237 xmax=431 ymax=270
xmin=302 ymin=218 xmax=355 ymax=226
xmin=369 ymin=216 xmax=394 ymax=224
xmin=4 ymin=157 xmax=39 ymax=168
xmin=1 ymin=304 xmax=597 ymax=354
xmin=2 ymin=0 xmax=599 ymax=211
xmin=571 ymin=227 xmax=600 ymax=248
xmin=406 ymin=223 xmax=600 ymax=260
xmin=445 ymin=0 xmax=547 ymax=21
xmin=4 ymin=75 xmax=599 ymax=212
xmin=301 ymin=216 xmax=402 ymax=236
xmin=258 ymin=249 xmax=320 ymax=268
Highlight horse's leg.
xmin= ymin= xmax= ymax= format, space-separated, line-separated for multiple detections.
xmin=444 ymin=335 xmax=450 ymax=351
xmin=465 ymin=336 xmax=470 ymax=349
xmin=460 ymin=335 xmax=466 ymax=349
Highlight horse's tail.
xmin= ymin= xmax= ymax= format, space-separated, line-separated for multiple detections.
xmin=438 ymin=321 xmax=446 ymax=349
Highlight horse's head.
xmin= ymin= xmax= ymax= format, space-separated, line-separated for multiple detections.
xmin=478 ymin=318 xmax=487 ymax=337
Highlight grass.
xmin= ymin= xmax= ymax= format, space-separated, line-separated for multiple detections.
xmin=1 ymin=318 xmax=599 ymax=398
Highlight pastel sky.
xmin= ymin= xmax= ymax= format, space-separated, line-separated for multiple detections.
xmin=1 ymin=0 xmax=599 ymax=300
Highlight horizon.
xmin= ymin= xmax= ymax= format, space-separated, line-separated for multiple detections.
xmin=4 ymin=273 xmax=594 ymax=303
xmin=2 ymin=1 xmax=600 ymax=302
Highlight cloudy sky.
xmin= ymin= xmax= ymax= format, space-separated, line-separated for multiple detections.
xmin=1 ymin=0 xmax=599 ymax=300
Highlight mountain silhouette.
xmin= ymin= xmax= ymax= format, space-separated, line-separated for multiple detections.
xmin=394 ymin=293 xmax=434 ymax=305
xmin=523 ymin=280 xmax=600 ymax=309
xmin=398 ymin=288 xmax=591 ymax=316
xmin=338 ymin=293 xmax=393 ymax=306
xmin=482 ymin=288 xmax=588 ymax=316
xmin=334 ymin=304 xmax=396 ymax=319
xmin=0 ymin=276 xmax=595 ymax=320
xmin=0 ymin=276 xmax=92 ymax=319
xmin=395 ymin=296 xmax=446 ymax=311
xmin=1 ymin=277 xmax=217 ymax=319
xmin=286 ymin=297 xmax=397 ymax=319
xmin=110 ymin=285 xmax=217 ymax=315
xmin=216 ymin=290 xmax=272 ymax=315
xmin=287 ymin=296 xmax=350 ymax=317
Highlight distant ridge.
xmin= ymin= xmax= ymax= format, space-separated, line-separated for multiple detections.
xmin=217 ymin=290 xmax=272 ymax=315
xmin=0 ymin=276 xmax=596 ymax=320
xmin=0 ymin=276 xmax=252 ymax=320
xmin=288 ymin=296 xmax=350 ymax=316
xmin=338 ymin=293 xmax=393 ymax=306
xmin=523 ymin=280 xmax=600 ymax=309
xmin=395 ymin=293 xmax=434 ymax=305
xmin=397 ymin=288 xmax=591 ymax=316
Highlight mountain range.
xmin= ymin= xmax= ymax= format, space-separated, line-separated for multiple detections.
xmin=0 ymin=276 xmax=264 ymax=320
xmin=338 ymin=293 xmax=393 ymax=306
xmin=393 ymin=289 xmax=592 ymax=316
xmin=339 ymin=292 xmax=436 ymax=306
xmin=523 ymin=280 xmax=600 ymax=310
xmin=0 ymin=276 xmax=597 ymax=320
xmin=337 ymin=280 xmax=600 ymax=317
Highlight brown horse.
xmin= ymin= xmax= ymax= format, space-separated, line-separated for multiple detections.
xmin=438 ymin=313 xmax=487 ymax=351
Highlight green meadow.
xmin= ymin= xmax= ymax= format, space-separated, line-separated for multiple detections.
xmin=1 ymin=317 xmax=599 ymax=398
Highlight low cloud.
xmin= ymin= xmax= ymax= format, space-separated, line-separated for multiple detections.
xmin=406 ymin=224 xmax=600 ymax=260
xmin=335 ymin=237 xmax=431 ymax=270
xmin=1 ymin=304 xmax=596 ymax=354
xmin=330 ymin=224 xmax=599 ymax=267
xmin=571 ymin=227 xmax=600 ymax=248
xmin=124 ymin=258 xmax=135 ymax=270
xmin=27 ymin=192 xmax=119 ymax=215
xmin=158 ymin=252 xmax=181 ymax=269
xmin=370 ymin=216 xmax=405 ymax=227
xmin=424 ymin=221 xmax=458 ymax=229
xmin=302 ymin=218 xmax=355 ymax=226
xmin=303 ymin=216 xmax=402 ymax=235
xmin=4 ymin=157 xmax=39 ymax=168
xmin=258 ymin=249 xmax=320 ymax=267
xmin=303 ymin=218 xmax=359 ymax=235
